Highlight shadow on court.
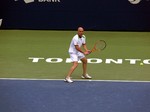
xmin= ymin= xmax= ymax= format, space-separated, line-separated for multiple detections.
xmin=0 ymin=79 xmax=150 ymax=112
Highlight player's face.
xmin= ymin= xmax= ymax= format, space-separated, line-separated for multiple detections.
xmin=78 ymin=28 xmax=84 ymax=37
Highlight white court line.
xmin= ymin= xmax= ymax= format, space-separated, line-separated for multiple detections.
xmin=0 ymin=78 xmax=150 ymax=83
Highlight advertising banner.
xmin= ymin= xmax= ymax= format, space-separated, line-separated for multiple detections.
xmin=0 ymin=0 xmax=150 ymax=31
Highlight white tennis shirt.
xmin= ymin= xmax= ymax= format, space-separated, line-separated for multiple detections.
xmin=68 ymin=34 xmax=86 ymax=54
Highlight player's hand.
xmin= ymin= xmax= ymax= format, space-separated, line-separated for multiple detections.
xmin=84 ymin=50 xmax=91 ymax=55
xmin=87 ymin=50 xmax=92 ymax=54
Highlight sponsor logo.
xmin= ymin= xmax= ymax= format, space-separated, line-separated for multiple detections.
xmin=38 ymin=0 xmax=61 ymax=2
xmin=24 ymin=0 xmax=34 ymax=3
xmin=128 ymin=0 xmax=141 ymax=4
xmin=28 ymin=57 xmax=150 ymax=65
xmin=14 ymin=0 xmax=61 ymax=4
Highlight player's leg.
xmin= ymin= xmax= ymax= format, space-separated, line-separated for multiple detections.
xmin=65 ymin=61 xmax=78 ymax=83
xmin=80 ymin=57 xmax=87 ymax=75
xmin=65 ymin=54 xmax=78 ymax=83
xmin=79 ymin=54 xmax=92 ymax=79
xmin=66 ymin=61 xmax=78 ymax=78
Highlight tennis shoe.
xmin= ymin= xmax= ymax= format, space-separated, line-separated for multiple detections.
xmin=81 ymin=74 xmax=92 ymax=79
xmin=64 ymin=77 xmax=73 ymax=83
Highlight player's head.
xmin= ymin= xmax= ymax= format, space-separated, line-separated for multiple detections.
xmin=77 ymin=27 xmax=84 ymax=38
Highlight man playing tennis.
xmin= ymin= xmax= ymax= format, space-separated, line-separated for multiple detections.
xmin=65 ymin=27 xmax=92 ymax=83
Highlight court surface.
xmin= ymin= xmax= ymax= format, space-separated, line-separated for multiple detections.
xmin=0 ymin=30 xmax=150 ymax=112
xmin=0 ymin=78 xmax=150 ymax=112
xmin=0 ymin=30 xmax=150 ymax=80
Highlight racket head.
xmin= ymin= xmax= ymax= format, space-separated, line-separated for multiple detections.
xmin=91 ymin=40 xmax=106 ymax=52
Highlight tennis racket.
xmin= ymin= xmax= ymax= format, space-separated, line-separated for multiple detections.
xmin=91 ymin=40 xmax=106 ymax=52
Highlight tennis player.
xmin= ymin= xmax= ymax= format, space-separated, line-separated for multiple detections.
xmin=65 ymin=27 xmax=92 ymax=83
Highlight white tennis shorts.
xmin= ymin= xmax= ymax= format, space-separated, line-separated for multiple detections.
xmin=69 ymin=52 xmax=85 ymax=62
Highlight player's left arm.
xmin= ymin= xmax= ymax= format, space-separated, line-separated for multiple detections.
xmin=83 ymin=44 xmax=88 ymax=51
xmin=83 ymin=44 xmax=91 ymax=53
xmin=82 ymin=35 xmax=91 ymax=53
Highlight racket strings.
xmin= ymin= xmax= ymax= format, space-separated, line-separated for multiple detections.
xmin=96 ymin=41 xmax=106 ymax=50
xmin=91 ymin=40 xmax=106 ymax=52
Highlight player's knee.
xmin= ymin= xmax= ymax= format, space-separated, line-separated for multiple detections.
xmin=82 ymin=58 xmax=87 ymax=64
xmin=85 ymin=60 xmax=87 ymax=64
xmin=73 ymin=62 xmax=78 ymax=68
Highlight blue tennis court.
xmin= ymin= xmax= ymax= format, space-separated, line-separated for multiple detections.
xmin=0 ymin=79 xmax=150 ymax=112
